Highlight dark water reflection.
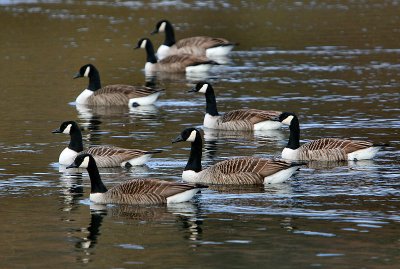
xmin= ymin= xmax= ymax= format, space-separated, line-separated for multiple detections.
xmin=1 ymin=1 xmax=399 ymax=268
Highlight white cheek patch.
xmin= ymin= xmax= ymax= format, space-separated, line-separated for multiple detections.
xmin=63 ymin=124 xmax=72 ymax=134
xmin=199 ymin=84 xmax=208 ymax=93
xmin=140 ymin=39 xmax=147 ymax=49
xmin=187 ymin=130 xmax=197 ymax=142
xmin=282 ymin=115 xmax=294 ymax=125
xmin=80 ymin=156 xmax=90 ymax=168
xmin=159 ymin=22 xmax=166 ymax=32
xmin=84 ymin=66 xmax=90 ymax=77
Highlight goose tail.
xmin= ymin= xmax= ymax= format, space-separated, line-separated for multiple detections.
xmin=145 ymin=149 xmax=162 ymax=155
xmin=194 ymin=183 xmax=208 ymax=189
xmin=373 ymin=142 xmax=390 ymax=147
xmin=290 ymin=161 xmax=307 ymax=168
xmin=209 ymin=60 xmax=221 ymax=65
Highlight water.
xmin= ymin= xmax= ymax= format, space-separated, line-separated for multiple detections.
xmin=0 ymin=1 xmax=399 ymax=268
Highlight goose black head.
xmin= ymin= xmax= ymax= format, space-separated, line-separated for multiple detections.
xmin=52 ymin=121 xmax=79 ymax=135
xmin=134 ymin=38 xmax=151 ymax=50
xmin=278 ymin=112 xmax=297 ymax=126
xmin=73 ymin=64 xmax=96 ymax=79
xmin=188 ymin=81 xmax=211 ymax=93
xmin=67 ymin=153 xmax=94 ymax=169
xmin=151 ymin=19 xmax=171 ymax=34
xmin=172 ymin=128 xmax=200 ymax=143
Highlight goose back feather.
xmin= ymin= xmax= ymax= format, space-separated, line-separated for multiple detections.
xmin=155 ymin=54 xmax=217 ymax=73
xmin=196 ymin=157 xmax=295 ymax=184
xmin=175 ymin=36 xmax=232 ymax=49
xmin=87 ymin=85 xmax=163 ymax=106
xmin=294 ymin=138 xmax=374 ymax=161
xmin=165 ymin=37 xmax=234 ymax=58
xmin=221 ymin=109 xmax=282 ymax=124
xmin=214 ymin=109 xmax=282 ymax=130
xmin=84 ymin=146 xmax=159 ymax=168
xmin=101 ymin=179 xmax=204 ymax=205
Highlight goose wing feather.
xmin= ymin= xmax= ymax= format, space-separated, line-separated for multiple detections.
xmin=221 ymin=109 xmax=282 ymax=124
xmin=105 ymin=179 xmax=201 ymax=204
xmin=301 ymin=138 xmax=373 ymax=152
xmin=202 ymin=158 xmax=292 ymax=184
xmin=175 ymin=36 xmax=233 ymax=49
xmin=298 ymin=138 xmax=374 ymax=161
xmin=83 ymin=146 xmax=149 ymax=167
xmin=157 ymin=54 xmax=216 ymax=72
xmin=88 ymin=85 xmax=163 ymax=105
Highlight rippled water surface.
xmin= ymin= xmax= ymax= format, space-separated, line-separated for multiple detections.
xmin=0 ymin=1 xmax=399 ymax=268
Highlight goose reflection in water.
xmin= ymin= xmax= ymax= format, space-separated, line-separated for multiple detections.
xmin=208 ymin=183 xmax=294 ymax=196
xmin=74 ymin=202 xmax=204 ymax=253
xmin=202 ymin=127 xmax=284 ymax=162
xmin=76 ymin=103 xmax=128 ymax=119
xmin=58 ymin=171 xmax=84 ymax=212
xmin=203 ymin=128 xmax=256 ymax=162
xmin=77 ymin=102 xmax=161 ymax=122
xmin=305 ymin=159 xmax=377 ymax=170
xmin=144 ymin=69 xmax=213 ymax=84
xmin=203 ymin=127 xmax=284 ymax=141
xmin=76 ymin=206 xmax=107 ymax=250
xmin=207 ymin=184 xmax=265 ymax=194
xmin=129 ymin=104 xmax=159 ymax=117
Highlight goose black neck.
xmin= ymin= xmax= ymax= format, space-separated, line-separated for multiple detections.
xmin=163 ymin=23 xmax=176 ymax=46
xmin=145 ymin=41 xmax=158 ymax=63
xmin=88 ymin=68 xmax=101 ymax=91
xmin=68 ymin=127 xmax=84 ymax=152
xmin=87 ymin=160 xmax=108 ymax=193
xmin=287 ymin=116 xmax=300 ymax=149
xmin=185 ymin=135 xmax=202 ymax=172
xmin=205 ymin=86 xmax=219 ymax=116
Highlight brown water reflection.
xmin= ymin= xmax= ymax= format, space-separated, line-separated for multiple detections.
xmin=0 ymin=1 xmax=399 ymax=268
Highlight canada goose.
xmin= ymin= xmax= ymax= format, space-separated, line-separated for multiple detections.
xmin=73 ymin=64 xmax=164 ymax=107
xmin=189 ymin=82 xmax=283 ymax=131
xmin=134 ymin=38 xmax=219 ymax=74
xmin=52 ymin=121 xmax=160 ymax=167
xmin=151 ymin=20 xmax=236 ymax=60
xmin=278 ymin=112 xmax=381 ymax=161
xmin=172 ymin=128 xmax=302 ymax=184
xmin=67 ymin=153 xmax=207 ymax=205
